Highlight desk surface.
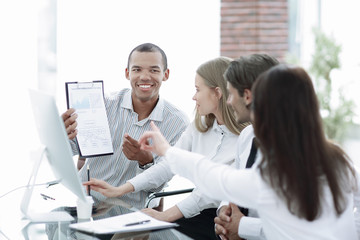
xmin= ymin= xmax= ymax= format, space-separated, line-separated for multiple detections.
xmin=0 ymin=186 xmax=192 ymax=240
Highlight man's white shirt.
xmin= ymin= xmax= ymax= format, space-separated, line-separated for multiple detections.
xmin=217 ymin=125 xmax=266 ymax=240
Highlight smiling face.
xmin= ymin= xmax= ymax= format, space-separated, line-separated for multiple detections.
xmin=192 ymin=73 xmax=220 ymax=116
xmin=125 ymin=51 xmax=169 ymax=103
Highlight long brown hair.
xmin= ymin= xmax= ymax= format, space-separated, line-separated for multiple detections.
xmin=194 ymin=57 xmax=246 ymax=135
xmin=252 ymin=65 xmax=357 ymax=221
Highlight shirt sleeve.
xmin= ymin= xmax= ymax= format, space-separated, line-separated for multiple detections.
xmin=176 ymin=188 xmax=220 ymax=218
xmin=69 ymin=139 xmax=79 ymax=155
xmin=217 ymin=201 xmax=229 ymax=215
xmin=238 ymin=216 xmax=266 ymax=240
xmin=128 ymin=159 xmax=174 ymax=192
xmin=128 ymin=124 xmax=194 ymax=193
xmin=165 ymin=147 xmax=260 ymax=210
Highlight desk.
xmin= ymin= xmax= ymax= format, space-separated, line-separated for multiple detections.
xmin=0 ymin=187 xmax=192 ymax=240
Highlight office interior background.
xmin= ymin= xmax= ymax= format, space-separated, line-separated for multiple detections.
xmin=1 ymin=0 xmax=360 ymax=231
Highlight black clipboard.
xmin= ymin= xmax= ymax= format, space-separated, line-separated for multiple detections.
xmin=65 ymin=80 xmax=114 ymax=158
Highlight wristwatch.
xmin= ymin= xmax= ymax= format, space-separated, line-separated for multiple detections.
xmin=138 ymin=161 xmax=154 ymax=170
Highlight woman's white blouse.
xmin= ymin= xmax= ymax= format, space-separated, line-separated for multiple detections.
xmin=165 ymin=146 xmax=360 ymax=240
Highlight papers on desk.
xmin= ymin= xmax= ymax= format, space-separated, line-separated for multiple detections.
xmin=69 ymin=211 xmax=177 ymax=234
xmin=65 ymin=81 xmax=113 ymax=157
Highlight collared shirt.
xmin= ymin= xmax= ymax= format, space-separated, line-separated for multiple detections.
xmin=165 ymin=144 xmax=360 ymax=240
xmin=218 ymin=125 xmax=266 ymax=239
xmin=128 ymin=120 xmax=239 ymax=218
xmin=70 ymin=88 xmax=189 ymax=209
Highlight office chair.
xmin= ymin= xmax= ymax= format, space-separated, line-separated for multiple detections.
xmin=145 ymin=188 xmax=194 ymax=209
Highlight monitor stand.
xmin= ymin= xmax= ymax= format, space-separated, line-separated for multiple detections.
xmin=20 ymin=146 xmax=74 ymax=223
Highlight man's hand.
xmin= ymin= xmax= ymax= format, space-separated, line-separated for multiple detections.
xmin=61 ymin=108 xmax=78 ymax=140
xmin=138 ymin=121 xmax=171 ymax=156
xmin=215 ymin=203 xmax=244 ymax=240
xmin=122 ymin=133 xmax=153 ymax=166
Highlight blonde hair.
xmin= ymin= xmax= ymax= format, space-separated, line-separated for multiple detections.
xmin=194 ymin=57 xmax=247 ymax=135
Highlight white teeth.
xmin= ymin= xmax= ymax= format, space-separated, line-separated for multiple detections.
xmin=139 ymin=85 xmax=151 ymax=89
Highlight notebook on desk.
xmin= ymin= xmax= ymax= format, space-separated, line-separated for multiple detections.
xmin=69 ymin=211 xmax=177 ymax=234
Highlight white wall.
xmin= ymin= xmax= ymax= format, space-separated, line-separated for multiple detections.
xmin=57 ymin=0 xmax=221 ymax=119
xmin=0 ymin=0 xmax=39 ymax=195
xmin=0 ymin=0 xmax=220 ymax=214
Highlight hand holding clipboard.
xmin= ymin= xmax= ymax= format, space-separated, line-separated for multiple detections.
xmin=65 ymin=81 xmax=113 ymax=157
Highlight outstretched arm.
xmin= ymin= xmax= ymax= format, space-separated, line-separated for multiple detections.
xmin=83 ymin=179 xmax=134 ymax=198
xmin=141 ymin=205 xmax=184 ymax=222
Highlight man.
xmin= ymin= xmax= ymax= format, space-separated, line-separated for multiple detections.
xmin=215 ymin=54 xmax=279 ymax=240
xmin=62 ymin=43 xmax=189 ymax=209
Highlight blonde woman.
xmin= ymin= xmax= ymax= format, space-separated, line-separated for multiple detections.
xmin=85 ymin=57 xmax=248 ymax=240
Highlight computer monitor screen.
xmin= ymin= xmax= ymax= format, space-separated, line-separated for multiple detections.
xmin=28 ymin=89 xmax=87 ymax=202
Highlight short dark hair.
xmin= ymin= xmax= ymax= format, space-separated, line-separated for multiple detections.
xmin=224 ymin=54 xmax=279 ymax=97
xmin=127 ymin=43 xmax=168 ymax=70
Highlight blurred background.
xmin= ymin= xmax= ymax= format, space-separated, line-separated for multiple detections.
xmin=1 ymin=0 xmax=359 ymax=220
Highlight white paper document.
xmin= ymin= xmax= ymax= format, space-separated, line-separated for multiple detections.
xmin=69 ymin=211 xmax=177 ymax=234
xmin=66 ymin=81 xmax=113 ymax=157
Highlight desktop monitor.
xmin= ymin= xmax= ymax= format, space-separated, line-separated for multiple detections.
xmin=21 ymin=89 xmax=87 ymax=222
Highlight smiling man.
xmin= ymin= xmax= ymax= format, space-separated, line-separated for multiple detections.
xmin=62 ymin=43 xmax=189 ymax=209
